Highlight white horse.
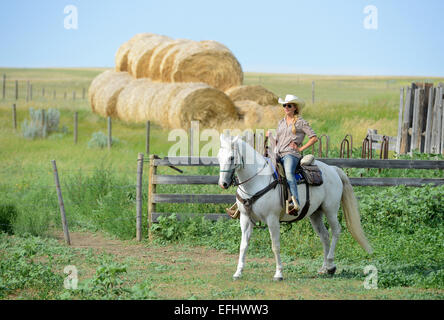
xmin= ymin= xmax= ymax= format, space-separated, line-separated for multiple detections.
xmin=217 ymin=134 xmax=373 ymax=281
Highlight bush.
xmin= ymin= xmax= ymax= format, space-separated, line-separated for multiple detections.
xmin=22 ymin=108 xmax=64 ymax=139
xmin=0 ymin=204 xmax=18 ymax=234
xmin=87 ymin=131 xmax=120 ymax=148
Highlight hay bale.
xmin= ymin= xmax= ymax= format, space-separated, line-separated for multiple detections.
xmin=234 ymin=100 xmax=284 ymax=129
xmin=159 ymin=39 xmax=194 ymax=82
xmin=170 ymin=40 xmax=243 ymax=92
xmin=115 ymin=78 xmax=153 ymax=122
xmin=168 ymin=83 xmax=237 ymax=129
xmin=226 ymin=85 xmax=278 ymax=106
xmin=147 ymin=39 xmax=188 ymax=81
xmin=89 ymin=70 xmax=116 ymax=113
xmin=91 ymin=71 xmax=133 ymax=117
xmin=127 ymin=34 xmax=172 ymax=78
xmin=115 ymin=33 xmax=154 ymax=72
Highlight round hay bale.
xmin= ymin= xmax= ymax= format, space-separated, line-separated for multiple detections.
xmin=92 ymin=71 xmax=133 ymax=117
xmin=159 ymin=39 xmax=194 ymax=82
xmin=234 ymin=100 xmax=263 ymax=128
xmin=147 ymin=39 xmax=188 ymax=81
xmin=115 ymin=33 xmax=154 ymax=72
xmin=127 ymin=34 xmax=172 ymax=78
xmin=234 ymin=100 xmax=284 ymax=129
xmin=226 ymin=85 xmax=278 ymax=106
xmin=170 ymin=40 xmax=243 ymax=91
xmin=116 ymin=78 xmax=152 ymax=123
xmin=167 ymin=83 xmax=237 ymax=129
xmin=89 ymin=70 xmax=116 ymax=113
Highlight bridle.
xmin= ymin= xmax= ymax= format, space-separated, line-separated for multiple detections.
xmin=219 ymin=143 xmax=269 ymax=190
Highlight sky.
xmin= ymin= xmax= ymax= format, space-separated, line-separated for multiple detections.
xmin=0 ymin=0 xmax=443 ymax=76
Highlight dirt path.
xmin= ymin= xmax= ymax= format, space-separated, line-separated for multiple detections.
xmin=53 ymin=230 xmax=442 ymax=300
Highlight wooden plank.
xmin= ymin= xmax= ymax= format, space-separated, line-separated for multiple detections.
xmin=147 ymin=154 xmax=157 ymax=241
xmin=151 ymin=212 xmax=229 ymax=223
xmin=136 ymin=153 xmax=144 ymax=241
xmin=154 ymin=157 xmax=444 ymax=169
xmin=424 ymin=87 xmax=435 ymax=153
xmin=400 ymin=86 xmax=413 ymax=154
xmin=153 ymin=175 xmax=218 ymax=185
xmin=153 ymin=174 xmax=444 ymax=186
xmin=349 ymin=177 xmax=444 ymax=187
xmin=153 ymin=194 xmax=236 ymax=204
xmin=442 ymin=95 xmax=444 ymax=155
xmin=431 ymin=87 xmax=443 ymax=154
xmin=410 ymin=88 xmax=421 ymax=152
xmin=396 ymin=88 xmax=404 ymax=154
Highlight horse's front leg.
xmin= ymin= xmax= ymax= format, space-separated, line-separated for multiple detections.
xmin=267 ymin=216 xmax=283 ymax=281
xmin=233 ymin=212 xmax=253 ymax=280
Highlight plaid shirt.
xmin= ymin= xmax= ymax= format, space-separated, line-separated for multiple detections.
xmin=274 ymin=116 xmax=317 ymax=158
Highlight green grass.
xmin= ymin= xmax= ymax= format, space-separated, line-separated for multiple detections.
xmin=0 ymin=68 xmax=443 ymax=299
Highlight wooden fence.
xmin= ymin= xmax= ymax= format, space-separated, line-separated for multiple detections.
xmin=146 ymin=155 xmax=444 ymax=230
xmin=397 ymin=82 xmax=444 ymax=155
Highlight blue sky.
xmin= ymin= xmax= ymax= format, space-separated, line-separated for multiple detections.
xmin=0 ymin=0 xmax=443 ymax=76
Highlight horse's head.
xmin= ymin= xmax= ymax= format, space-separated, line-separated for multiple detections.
xmin=217 ymin=134 xmax=243 ymax=189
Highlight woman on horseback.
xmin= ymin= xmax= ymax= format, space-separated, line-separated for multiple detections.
xmin=267 ymin=94 xmax=318 ymax=214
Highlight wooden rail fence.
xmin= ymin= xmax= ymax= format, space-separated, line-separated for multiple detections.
xmin=146 ymin=155 xmax=444 ymax=230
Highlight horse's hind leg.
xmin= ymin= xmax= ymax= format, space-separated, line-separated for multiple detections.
xmin=266 ymin=216 xmax=283 ymax=281
xmin=233 ymin=213 xmax=253 ymax=280
xmin=323 ymin=206 xmax=341 ymax=275
xmin=309 ymin=209 xmax=331 ymax=274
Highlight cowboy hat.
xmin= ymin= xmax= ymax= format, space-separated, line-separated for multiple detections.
xmin=278 ymin=94 xmax=305 ymax=109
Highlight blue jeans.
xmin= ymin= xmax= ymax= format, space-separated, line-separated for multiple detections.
xmin=280 ymin=154 xmax=301 ymax=203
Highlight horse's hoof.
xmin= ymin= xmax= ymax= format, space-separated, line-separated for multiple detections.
xmin=317 ymin=267 xmax=328 ymax=275
xmin=233 ymin=275 xmax=241 ymax=281
xmin=327 ymin=266 xmax=337 ymax=275
xmin=273 ymin=276 xmax=283 ymax=281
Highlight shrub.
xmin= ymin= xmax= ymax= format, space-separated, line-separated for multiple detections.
xmin=87 ymin=131 xmax=121 ymax=148
xmin=21 ymin=108 xmax=65 ymax=139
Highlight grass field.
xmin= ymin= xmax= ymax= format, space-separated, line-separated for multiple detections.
xmin=0 ymin=68 xmax=443 ymax=300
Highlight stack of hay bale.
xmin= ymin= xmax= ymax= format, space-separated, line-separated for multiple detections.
xmin=89 ymin=32 xmax=283 ymax=129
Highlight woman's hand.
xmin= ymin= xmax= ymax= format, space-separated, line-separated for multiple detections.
xmin=289 ymin=141 xmax=299 ymax=151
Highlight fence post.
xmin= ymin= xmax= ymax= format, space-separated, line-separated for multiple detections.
xmin=15 ymin=80 xmax=18 ymax=100
xmin=30 ymin=84 xmax=33 ymax=101
xmin=147 ymin=154 xmax=157 ymax=241
xmin=74 ymin=112 xmax=78 ymax=144
xmin=26 ymin=81 xmax=29 ymax=102
xmin=12 ymin=104 xmax=17 ymax=131
xmin=73 ymin=91 xmax=76 ymax=101
xmin=146 ymin=121 xmax=150 ymax=155
xmin=51 ymin=160 xmax=71 ymax=245
xmin=41 ymin=109 xmax=46 ymax=138
xmin=82 ymin=88 xmax=86 ymax=100
xmin=396 ymin=87 xmax=404 ymax=154
xmin=64 ymin=92 xmax=67 ymax=100
xmin=424 ymin=87 xmax=435 ymax=154
xmin=136 ymin=153 xmax=144 ymax=241
xmin=107 ymin=116 xmax=112 ymax=149
xmin=312 ymin=80 xmax=315 ymax=104
xmin=42 ymin=87 xmax=45 ymax=97
xmin=2 ymin=74 xmax=5 ymax=99
xmin=53 ymin=90 xmax=56 ymax=100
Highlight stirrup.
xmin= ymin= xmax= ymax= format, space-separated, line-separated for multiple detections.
xmin=286 ymin=197 xmax=301 ymax=216
xmin=226 ymin=203 xmax=240 ymax=219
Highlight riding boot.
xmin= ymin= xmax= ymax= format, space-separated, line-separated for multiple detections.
xmin=286 ymin=196 xmax=301 ymax=216
xmin=226 ymin=202 xmax=240 ymax=219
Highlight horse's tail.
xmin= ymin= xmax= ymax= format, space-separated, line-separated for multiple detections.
xmin=334 ymin=166 xmax=373 ymax=254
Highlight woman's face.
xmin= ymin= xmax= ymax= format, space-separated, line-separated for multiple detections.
xmin=283 ymin=103 xmax=297 ymax=116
